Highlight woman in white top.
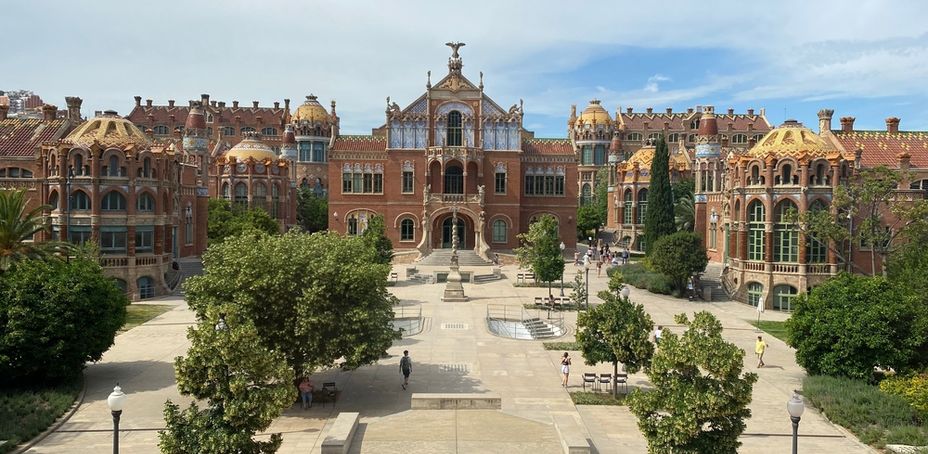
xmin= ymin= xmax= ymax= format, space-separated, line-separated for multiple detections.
xmin=560 ymin=352 xmax=571 ymax=387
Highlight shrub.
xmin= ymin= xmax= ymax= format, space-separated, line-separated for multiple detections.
xmin=881 ymin=373 xmax=928 ymax=415
xmin=648 ymin=231 xmax=708 ymax=293
xmin=786 ymin=273 xmax=928 ymax=380
xmin=608 ymin=264 xmax=674 ymax=296
xmin=0 ymin=257 xmax=128 ymax=385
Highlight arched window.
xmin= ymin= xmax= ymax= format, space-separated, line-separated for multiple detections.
xmin=580 ymin=184 xmax=592 ymax=205
xmin=777 ymin=163 xmax=795 ymax=185
xmin=690 ymin=119 xmax=700 ymax=130
xmin=773 ymin=285 xmax=798 ymax=311
xmin=446 ymin=111 xmax=463 ymax=146
xmin=667 ymin=133 xmax=680 ymax=142
xmin=107 ymin=155 xmax=121 ymax=177
xmin=102 ymin=191 xmax=126 ymax=211
xmin=241 ymin=127 xmax=256 ymax=134
xmin=626 ymin=132 xmax=642 ymax=142
xmin=140 ymin=157 xmax=152 ymax=178
xmin=807 ymin=200 xmax=827 ymax=263
xmin=810 ymin=162 xmax=830 ymax=186
xmin=138 ymin=276 xmax=155 ymax=299
xmin=444 ymin=165 xmax=463 ymax=194
xmin=747 ymin=282 xmax=764 ymax=307
xmin=774 ymin=200 xmax=798 ymax=262
xmin=593 ymin=145 xmax=607 ymax=165
xmin=253 ymin=182 xmax=267 ymax=211
xmin=647 ymin=132 xmax=660 ymax=142
xmin=137 ymin=192 xmax=155 ymax=212
xmin=234 ymin=182 xmax=248 ymax=207
xmin=48 ymin=191 xmax=59 ymax=210
xmin=346 ymin=211 xmax=371 ymax=236
xmin=686 ymin=134 xmax=696 ymax=143
xmin=749 ymin=165 xmax=764 ymax=185
xmin=636 ymin=189 xmax=648 ymax=224
xmin=492 ymin=219 xmax=507 ymax=243
xmin=623 ymin=189 xmax=633 ymax=224
xmin=71 ymin=190 xmax=90 ymax=210
xmin=73 ymin=154 xmax=85 ymax=176
xmin=221 ymin=182 xmax=230 ymax=200
xmin=400 ymin=218 xmax=415 ymax=241
xmin=731 ymin=133 xmax=748 ymax=144
xmin=153 ymin=125 xmax=169 ymax=135
xmin=220 ymin=126 xmax=235 ymax=136
xmin=261 ymin=127 xmax=278 ymax=137
xmin=748 ymin=200 xmax=765 ymax=260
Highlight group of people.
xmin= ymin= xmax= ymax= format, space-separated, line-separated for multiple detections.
xmin=573 ymin=242 xmax=630 ymax=277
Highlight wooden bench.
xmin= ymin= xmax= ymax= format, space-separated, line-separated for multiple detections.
xmin=410 ymin=393 xmax=502 ymax=410
xmin=320 ymin=412 xmax=360 ymax=454
xmin=552 ymin=414 xmax=591 ymax=454
xmin=390 ymin=272 xmax=398 ymax=282
xmin=516 ymin=272 xmax=536 ymax=284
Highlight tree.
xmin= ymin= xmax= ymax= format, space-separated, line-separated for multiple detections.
xmin=160 ymin=305 xmax=293 ymax=454
xmin=207 ymin=199 xmax=279 ymax=244
xmin=886 ymin=231 xmax=928 ymax=300
xmin=516 ymin=214 xmax=565 ymax=299
xmin=628 ymin=311 xmax=757 ymax=454
xmin=785 ymin=273 xmax=928 ymax=380
xmin=576 ymin=167 xmax=609 ymax=238
xmin=643 ymin=137 xmax=675 ymax=251
xmin=362 ymin=215 xmax=393 ymax=264
xmin=0 ymin=255 xmax=128 ymax=384
xmin=672 ymin=179 xmax=695 ymax=232
xmin=296 ymin=187 xmax=328 ymax=233
xmin=576 ymin=287 xmax=654 ymax=397
xmin=0 ymin=189 xmax=70 ymax=271
xmin=568 ymin=271 xmax=588 ymax=309
xmin=184 ymin=231 xmax=400 ymax=378
xmin=648 ymin=232 xmax=708 ymax=294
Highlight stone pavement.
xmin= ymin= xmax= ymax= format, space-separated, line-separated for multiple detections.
xmin=26 ymin=261 xmax=875 ymax=453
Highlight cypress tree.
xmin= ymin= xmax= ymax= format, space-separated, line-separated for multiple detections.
xmin=643 ymin=136 xmax=676 ymax=252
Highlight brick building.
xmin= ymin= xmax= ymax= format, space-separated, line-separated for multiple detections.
xmin=327 ymin=43 xmax=578 ymax=261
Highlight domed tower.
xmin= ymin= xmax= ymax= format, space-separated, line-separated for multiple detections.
xmin=280 ymin=124 xmax=297 ymax=182
xmin=290 ymin=94 xmax=336 ymax=194
xmin=214 ymin=131 xmax=293 ymax=228
xmin=693 ymin=106 xmax=722 ymax=246
xmin=182 ymin=102 xmax=209 ymax=187
xmin=570 ymin=99 xmax=614 ymax=204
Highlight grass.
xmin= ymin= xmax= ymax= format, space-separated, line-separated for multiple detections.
xmin=543 ymin=342 xmax=580 ymax=351
xmin=607 ymin=264 xmax=675 ymax=296
xmin=749 ymin=320 xmax=789 ymax=342
xmin=0 ymin=377 xmax=82 ymax=453
xmin=802 ymin=375 xmax=928 ymax=449
xmin=569 ymin=391 xmax=628 ymax=406
xmin=120 ymin=304 xmax=173 ymax=333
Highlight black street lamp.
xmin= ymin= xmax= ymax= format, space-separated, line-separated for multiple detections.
xmin=787 ymin=393 xmax=805 ymax=454
xmin=106 ymin=384 xmax=126 ymax=454
xmin=583 ymin=255 xmax=591 ymax=309
xmin=559 ymin=241 xmax=565 ymax=296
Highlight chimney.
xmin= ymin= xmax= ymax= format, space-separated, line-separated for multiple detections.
xmin=274 ymin=101 xmax=280 ymax=109
xmin=747 ymin=108 xmax=755 ymax=116
xmin=284 ymin=98 xmax=291 ymax=111
xmin=666 ymin=107 xmax=673 ymax=114
xmin=687 ymin=107 xmax=694 ymax=114
xmin=252 ymin=101 xmax=259 ymax=108
xmin=233 ymin=100 xmax=239 ymax=108
xmin=210 ymin=101 xmax=217 ymax=107
xmin=201 ymin=94 xmax=210 ymax=106
xmin=134 ymin=96 xmax=142 ymax=107
xmin=817 ymin=109 xmax=834 ymax=133
xmin=218 ymin=101 xmax=226 ymax=108
xmin=646 ymin=107 xmax=653 ymax=114
xmin=146 ymin=99 xmax=153 ymax=107
xmin=840 ymin=116 xmax=855 ymax=132
xmin=727 ymin=108 xmax=734 ymax=115
xmin=0 ymin=104 xmax=8 ymax=121
xmin=626 ymin=107 xmax=633 ymax=114
xmin=65 ymin=96 xmax=82 ymax=121
xmin=42 ymin=104 xmax=57 ymax=121
xmin=168 ymin=99 xmax=175 ymax=107
xmin=886 ymin=117 xmax=900 ymax=133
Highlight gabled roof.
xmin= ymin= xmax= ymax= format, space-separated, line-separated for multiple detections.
xmin=522 ymin=138 xmax=573 ymax=155
xmin=0 ymin=117 xmax=71 ymax=157
xmin=617 ymin=111 xmax=771 ymax=132
xmin=830 ymin=130 xmax=928 ymax=168
xmin=331 ymin=135 xmax=386 ymax=152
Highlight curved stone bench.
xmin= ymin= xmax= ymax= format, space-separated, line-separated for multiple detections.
xmin=321 ymin=412 xmax=359 ymax=454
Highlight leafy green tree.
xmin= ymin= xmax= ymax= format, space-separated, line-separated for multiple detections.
xmin=0 ymin=189 xmax=70 ymax=271
xmin=648 ymin=232 xmax=708 ymax=294
xmin=516 ymin=214 xmax=565 ymax=298
xmin=576 ymin=288 xmax=654 ymax=397
xmin=786 ymin=273 xmax=928 ymax=380
xmin=672 ymin=178 xmax=695 ymax=232
xmin=0 ymin=255 xmax=127 ymax=384
xmin=643 ymin=137 xmax=676 ymax=251
xmin=568 ymin=271 xmax=588 ymax=309
xmin=207 ymin=199 xmax=279 ymax=244
xmin=160 ymin=305 xmax=293 ymax=454
xmin=576 ymin=167 xmax=609 ymax=237
xmin=362 ymin=215 xmax=393 ymax=264
xmin=628 ymin=312 xmax=757 ymax=454
xmin=886 ymin=232 xmax=928 ymax=300
xmin=184 ymin=231 xmax=399 ymax=378
xmin=296 ymin=187 xmax=328 ymax=233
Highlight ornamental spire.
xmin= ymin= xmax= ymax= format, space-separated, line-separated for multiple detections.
xmin=445 ymin=41 xmax=465 ymax=74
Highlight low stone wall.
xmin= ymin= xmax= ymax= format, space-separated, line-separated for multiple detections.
xmin=410 ymin=393 xmax=502 ymax=410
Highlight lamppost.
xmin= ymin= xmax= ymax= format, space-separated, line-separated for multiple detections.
xmin=107 ymin=384 xmax=126 ymax=454
xmin=583 ymin=254 xmax=591 ymax=309
xmin=559 ymin=241 xmax=566 ymax=296
xmin=620 ymin=285 xmax=630 ymax=299
xmin=787 ymin=393 xmax=805 ymax=454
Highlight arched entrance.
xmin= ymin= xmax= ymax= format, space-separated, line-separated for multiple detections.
xmin=442 ymin=217 xmax=467 ymax=249
xmin=432 ymin=213 xmax=472 ymax=249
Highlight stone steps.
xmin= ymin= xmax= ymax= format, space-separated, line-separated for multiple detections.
xmin=417 ymin=250 xmax=492 ymax=266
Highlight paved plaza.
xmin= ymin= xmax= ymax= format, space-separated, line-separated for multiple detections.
xmin=26 ymin=261 xmax=875 ymax=453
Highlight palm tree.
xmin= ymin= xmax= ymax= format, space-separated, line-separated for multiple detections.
xmin=0 ymin=189 xmax=69 ymax=271
xmin=674 ymin=196 xmax=695 ymax=232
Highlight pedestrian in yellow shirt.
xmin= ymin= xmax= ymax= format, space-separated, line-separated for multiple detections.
xmin=755 ymin=336 xmax=767 ymax=368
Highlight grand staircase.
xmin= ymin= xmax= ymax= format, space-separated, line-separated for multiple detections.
xmin=700 ymin=263 xmax=730 ymax=301
xmin=417 ymin=250 xmax=493 ymax=266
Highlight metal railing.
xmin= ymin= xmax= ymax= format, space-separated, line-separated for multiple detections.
xmin=393 ymin=304 xmax=422 ymax=320
xmin=486 ymin=304 xmax=565 ymax=337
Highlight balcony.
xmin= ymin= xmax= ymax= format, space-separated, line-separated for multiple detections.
xmin=428 ymin=193 xmax=483 ymax=206
xmin=771 ymin=263 xmax=799 ymax=273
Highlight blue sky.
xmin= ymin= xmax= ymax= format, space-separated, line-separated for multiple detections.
xmin=5 ymin=0 xmax=928 ymax=137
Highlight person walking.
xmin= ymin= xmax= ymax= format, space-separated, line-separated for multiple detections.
xmin=574 ymin=250 xmax=580 ymax=266
xmin=755 ymin=336 xmax=767 ymax=368
xmin=596 ymin=260 xmax=603 ymax=277
xmin=654 ymin=325 xmax=663 ymax=345
xmin=400 ymin=350 xmax=412 ymax=389
xmin=560 ymin=352 xmax=572 ymax=387
xmin=622 ymin=247 xmax=629 ymax=265
xmin=298 ymin=377 xmax=313 ymax=410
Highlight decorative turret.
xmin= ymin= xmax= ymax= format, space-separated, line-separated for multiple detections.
xmin=280 ymin=125 xmax=297 ymax=160
xmin=183 ymin=102 xmax=210 ymax=186
xmin=608 ymin=131 xmax=622 ymax=164
xmin=694 ymin=105 xmax=721 ymax=159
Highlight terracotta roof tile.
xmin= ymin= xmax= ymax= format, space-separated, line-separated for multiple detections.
xmin=618 ymin=112 xmax=771 ymax=132
xmin=522 ymin=138 xmax=573 ymax=155
xmin=0 ymin=118 xmax=70 ymax=157
xmin=126 ymin=104 xmax=287 ymax=130
xmin=331 ymin=135 xmax=386 ymax=152
xmin=831 ymin=130 xmax=928 ymax=168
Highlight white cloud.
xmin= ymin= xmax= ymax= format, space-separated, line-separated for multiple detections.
xmin=643 ymin=74 xmax=671 ymax=93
